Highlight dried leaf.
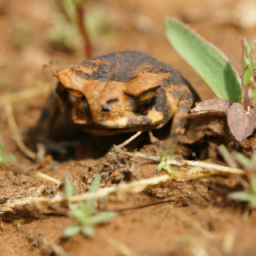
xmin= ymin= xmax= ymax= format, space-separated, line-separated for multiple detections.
xmin=190 ymin=99 xmax=232 ymax=115
xmin=227 ymin=103 xmax=248 ymax=141
xmin=245 ymin=108 xmax=256 ymax=138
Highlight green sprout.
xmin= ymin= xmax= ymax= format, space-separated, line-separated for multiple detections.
xmin=63 ymin=173 xmax=117 ymax=238
xmin=229 ymin=174 xmax=256 ymax=210
xmin=219 ymin=145 xmax=256 ymax=210
xmin=48 ymin=13 xmax=81 ymax=51
xmin=156 ymin=147 xmax=176 ymax=174
xmin=242 ymin=38 xmax=255 ymax=88
xmin=0 ymin=144 xmax=15 ymax=163
xmin=52 ymin=0 xmax=92 ymax=57
xmin=241 ymin=38 xmax=256 ymax=110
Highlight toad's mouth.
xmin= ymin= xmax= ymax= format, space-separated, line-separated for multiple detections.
xmin=78 ymin=123 xmax=164 ymax=136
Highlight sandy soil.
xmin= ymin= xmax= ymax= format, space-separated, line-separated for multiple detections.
xmin=1 ymin=0 xmax=256 ymax=255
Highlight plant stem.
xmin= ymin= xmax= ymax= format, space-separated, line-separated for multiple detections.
xmin=76 ymin=4 xmax=92 ymax=58
xmin=243 ymin=86 xmax=249 ymax=110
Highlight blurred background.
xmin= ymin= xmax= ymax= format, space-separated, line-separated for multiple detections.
xmin=1 ymin=0 xmax=256 ymax=145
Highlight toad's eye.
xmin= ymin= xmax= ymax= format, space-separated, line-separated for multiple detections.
xmin=68 ymin=89 xmax=83 ymax=98
xmin=126 ymin=89 xmax=157 ymax=115
xmin=67 ymin=89 xmax=90 ymax=112
xmin=81 ymin=96 xmax=89 ymax=112
xmin=102 ymin=99 xmax=118 ymax=112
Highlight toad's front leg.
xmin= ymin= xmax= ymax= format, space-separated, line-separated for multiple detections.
xmin=168 ymin=83 xmax=196 ymax=137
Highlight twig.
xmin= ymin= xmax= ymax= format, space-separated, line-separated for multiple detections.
xmin=0 ymin=175 xmax=170 ymax=213
xmin=119 ymin=149 xmax=245 ymax=175
xmin=0 ymin=85 xmax=51 ymax=105
xmin=37 ymin=172 xmax=61 ymax=186
xmin=116 ymin=131 xmax=142 ymax=149
xmin=6 ymin=103 xmax=37 ymax=160
xmin=167 ymin=159 xmax=245 ymax=175
xmin=106 ymin=238 xmax=138 ymax=256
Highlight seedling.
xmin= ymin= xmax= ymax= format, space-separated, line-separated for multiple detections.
xmin=156 ymin=147 xmax=176 ymax=174
xmin=63 ymin=173 xmax=117 ymax=238
xmin=165 ymin=18 xmax=256 ymax=142
xmin=219 ymin=145 xmax=256 ymax=210
xmin=0 ymin=144 xmax=14 ymax=163
xmin=53 ymin=0 xmax=92 ymax=57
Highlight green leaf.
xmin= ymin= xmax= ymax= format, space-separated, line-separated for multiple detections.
xmin=235 ymin=152 xmax=251 ymax=169
xmin=249 ymin=175 xmax=256 ymax=194
xmin=167 ymin=147 xmax=176 ymax=158
xmin=89 ymin=212 xmax=117 ymax=225
xmin=64 ymin=225 xmax=81 ymax=237
xmin=64 ymin=172 xmax=73 ymax=199
xmin=0 ymin=144 xmax=15 ymax=163
xmin=81 ymin=225 xmax=95 ymax=237
xmin=242 ymin=38 xmax=254 ymax=87
xmin=156 ymin=161 xmax=166 ymax=172
xmin=69 ymin=207 xmax=87 ymax=222
xmin=61 ymin=0 xmax=77 ymax=23
xmin=218 ymin=145 xmax=237 ymax=168
xmin=229 ymin=191 xmax=256 ymax=203
xmin=90 ymin=174 xmax=101 ymax=193
xmin=85 ymin=174 xmax=101 ymax=210
xmin=165 ymin=17 xmax=243 ymax=103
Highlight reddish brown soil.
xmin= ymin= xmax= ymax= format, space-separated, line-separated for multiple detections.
xmin=1 ymin=0 xmax=256 ymax=255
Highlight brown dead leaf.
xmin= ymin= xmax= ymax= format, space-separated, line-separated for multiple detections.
xmin=227 ymin=103 xmax=248 ymax=142
xmin=190 ymin=98 xmax=233 ymax=115
xmin=245 ymin=108 xmax=256 ymax=138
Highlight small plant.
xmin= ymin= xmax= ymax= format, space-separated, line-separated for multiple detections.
xmin=156 ymin=147 xmax=176 ymax=174
xmin=63 ymin=173 xmax=117 ymax=238
xmin=229 ymin=151 xmax=256 ymax=210
xmin=219 ymin=145 xmax=256 ymax=210
xmin=51 ymin=0 xmax=92 ymax=57
xmin=48 ymin=13 xmax=81 ymax=52
xmin=165 ymin=18 xmax=256 ymax=143
xmin=0 ymin=144 xmax=15 ymax=163
xmin=229 ymin=173 xmax=256 ymax=210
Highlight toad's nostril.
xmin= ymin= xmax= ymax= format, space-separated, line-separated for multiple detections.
xmin=102 ymin=104 xmax=111 ymax=112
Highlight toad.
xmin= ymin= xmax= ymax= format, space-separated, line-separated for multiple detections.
xmin=35 ymin=51 xmax=198 ymax=156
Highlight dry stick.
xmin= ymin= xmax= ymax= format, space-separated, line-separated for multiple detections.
xmin=168 ymin=159 xmax=244 ymax=175
xmin=106 ymin=238 xmax=138 ymax=256
xmin=0 ymin=85 xmax=51 ymax=105
xmin=119 ymin=150 xmax=245 ymax=175
xmin=37 ymin=172 xmax=61 ymax=186
xmin=116 ymin=131 xmax=142 ymax=149
xmin=77 ymin=4 xmax=92 ymax=58
xmin=0 ymin=175 xmax=170 ymax=213
xmin=6 ymin=103 xmax=37 ymax=160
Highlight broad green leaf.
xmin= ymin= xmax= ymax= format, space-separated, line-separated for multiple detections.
xmin=165 ymin=17 xmax=243 ymax=103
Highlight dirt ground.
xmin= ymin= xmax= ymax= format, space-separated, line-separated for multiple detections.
xmin=1 ymin=0 xmax=256 ymax=255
